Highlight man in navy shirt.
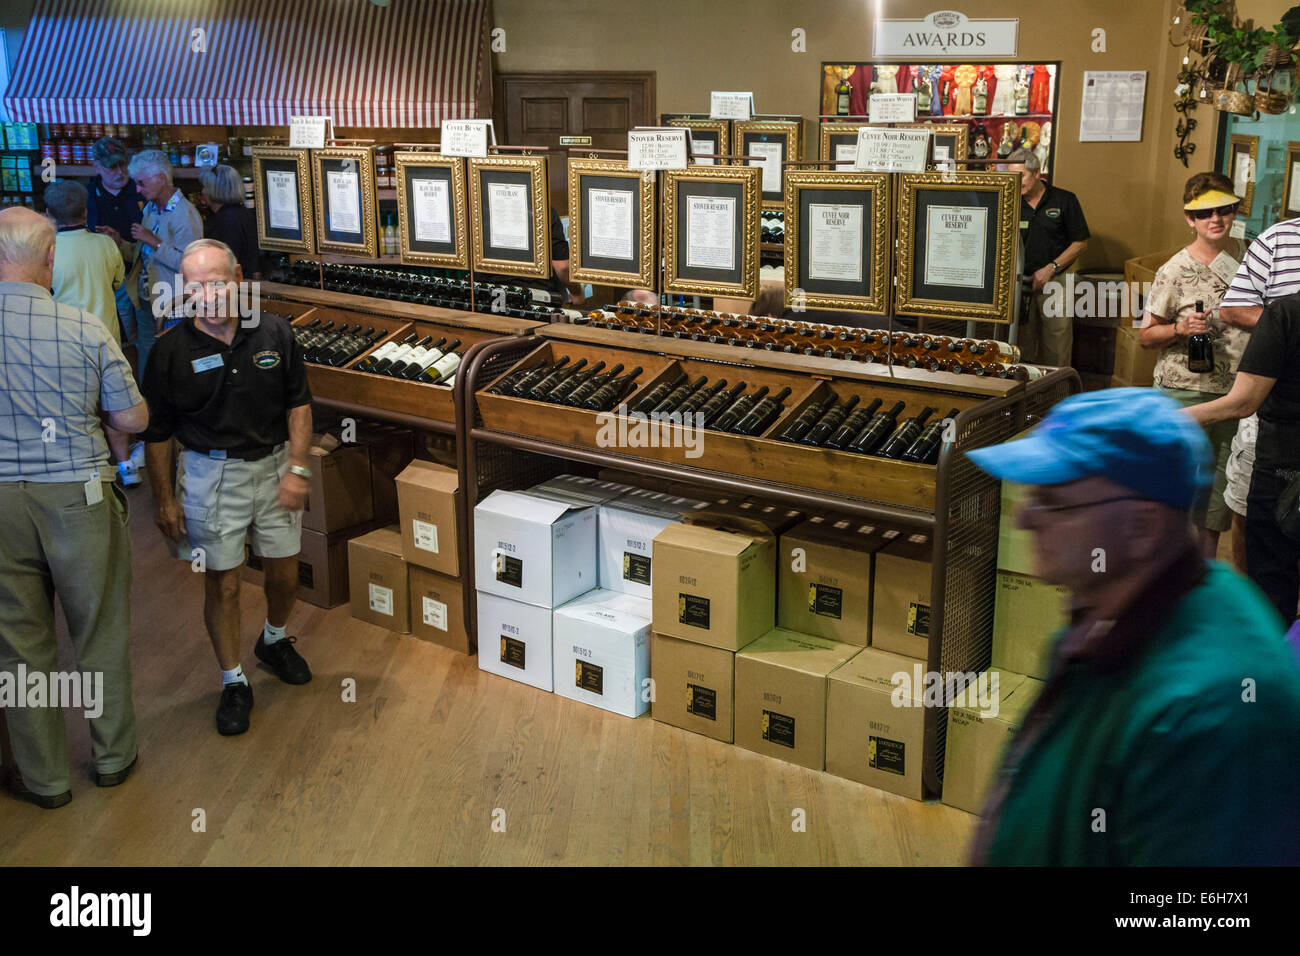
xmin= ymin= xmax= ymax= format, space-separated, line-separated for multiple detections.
xmin=85 ymin=137 xmax=144 ymax=362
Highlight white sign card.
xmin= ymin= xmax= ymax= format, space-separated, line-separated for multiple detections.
xmin=487 ymin=181 xmax=530 ymax=251
xmin=874 ymin=11 xmax=1019 ymax=58
xmin=1232 ymin=152 xmax=1255 ymax=198
xmin=685 ymin=195 xmax=736 ymax=270
xmin=289 ymin=115 xmax=333 ymax=149
xmin=710 ymin=91 xmax=755 ymax=121
xmin=854 ymin=128 xmax=930 ymax=173
xmin=689 ymin=135 xmax=716 ymax=166
xmin=868 ymin=93 xmax=917 ymax=124
xmin=265 ymin=170 xmax=299 ymax=231
xmin=747 ymin=141 xmax=784 ymax=194
xmin=924 ymin=205 xmax=988 ymax=289
xmin=441 ymin=119 xmax=496 ymax=157
xmin=807 ymin=203 xmax=863 ymax=283
xmin=1289 ymin=162 xmax=1300 ymax=212
xmin=1079 ymin=71 xmax=1147 ymax=143
xmin=325 ymin=167 xmax=361 ymax=234
xmin=628 ymin=129 xmax=689 ymax=171
xmin=834 ymin=143 xmax=859 ymax=164
xmin=412 ymin=177 xmax=452 ymax=243
xmin=588 ymin=187 xmax=634 ymax=261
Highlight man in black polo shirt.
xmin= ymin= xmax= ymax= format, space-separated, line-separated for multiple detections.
xmin=1006 ymin=149 xmax=1089 ymax=367
xmin=85 ymin=138 xmax=144 ymax=353
xmin=141 ymin=238 xmax=314 ymax=736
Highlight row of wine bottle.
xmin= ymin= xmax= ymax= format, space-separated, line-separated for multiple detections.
xmin=354 ymin=333 xmax=464 ymax=383
xmin=631 ymin=374 xmax=793 ymax=435
xmin=778 ymin=395 xmax=959 ymax=462
xmin=487 ymin=356 xmax=645 ymax=412
xmin=291 ymin=318 xmax=383 ymax=367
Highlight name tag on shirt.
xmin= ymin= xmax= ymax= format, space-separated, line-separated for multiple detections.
xmin=192 ymin=353 xmax=224 ymax=374
xmin=1019 ymin=220 xmax=1029 ymax=229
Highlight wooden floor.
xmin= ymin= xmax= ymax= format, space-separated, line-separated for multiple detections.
xmin=0 ymin=477 xmax=978 ymax=866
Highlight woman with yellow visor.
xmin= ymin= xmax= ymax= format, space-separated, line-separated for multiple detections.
xmin=1139 ymin=171 xmax=1250 ymax=559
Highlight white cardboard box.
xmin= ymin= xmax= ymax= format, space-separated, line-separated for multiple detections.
xmin=473 ymin=490 xmax=597 ymax=608
xmin=476 ymin=590 xmax=554 ymax=692
xmin=552 ymin=589 xmax=652 ymax=717
xmin=597 ymin=490 xmax=707 ymax=599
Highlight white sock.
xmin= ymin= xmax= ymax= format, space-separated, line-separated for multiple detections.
xmin=222 ymin=665 xmax=248 ymax=687
xmin=262 ymin=620 xmax=287 ymax=645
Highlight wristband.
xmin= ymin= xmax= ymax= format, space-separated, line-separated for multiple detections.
xmin=288 ymin=465 xmax=312 ymax=480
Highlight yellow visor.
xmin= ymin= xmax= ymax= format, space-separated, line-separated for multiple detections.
xmin=1185 ymin=189 xmax=1241 ymax=211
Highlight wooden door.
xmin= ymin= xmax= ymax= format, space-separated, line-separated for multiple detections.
xmin=496 ymin=71 xmax=656 ymax=213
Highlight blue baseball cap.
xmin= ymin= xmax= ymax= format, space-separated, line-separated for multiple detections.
xmin=965 ymin=388 xmax=1213 ymax=510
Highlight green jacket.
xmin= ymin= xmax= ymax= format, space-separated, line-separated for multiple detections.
xmin=981 ymin=558 xmax=1300 ymax=866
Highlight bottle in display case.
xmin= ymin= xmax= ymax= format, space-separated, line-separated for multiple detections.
xmin=902 ymin=407 xmax=960 ymax=464
xmin=846 ymin=400 xmax=905 ymax=454
xmin=836 ymin=73 xmax=853 ymax=116
xmin=875 ymin=407 xmax=937 ymax=459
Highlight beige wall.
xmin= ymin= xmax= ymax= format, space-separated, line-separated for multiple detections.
xmin=492 ymin=0 xmax=1233 ymax=268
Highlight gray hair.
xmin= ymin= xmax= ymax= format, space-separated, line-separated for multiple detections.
xmin=128 ymin=149 xmax=173 ymax=185
xmin=43 ymin=180 xmax=89 ymax=225
xmin=0 ymin=206 xmax=56 ymax=271
xmin=181 ymin=237 xmax=239 ymax=278
xmin=1006 ymin=149 xmax=1041 ymax=173
xmin=199 ymin=164 xmax=244 ymax=206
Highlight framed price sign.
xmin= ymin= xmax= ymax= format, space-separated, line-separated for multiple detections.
xmin=663 ymin=165 xmax=761 ymax=299
xmin=567 ymin=157 xmax=656 ymax=288
xmin=251 ymin=147 xmax=315 ymax=254
xmin=311 ymin=146 xmax=379 ymax=258
xmin=664 ymin=116 xmax=731 ymax=166
xmin=735 ymin=119 xmax=801 ymax=209
xmin=784 ymin=169 xmax=890 ymax=314
xmin=819 ymin=122 xmax=869 ymax=165
xmin=468 ymin=155 xmax=551 ymax=279
xmin=897 ymin=123 xmax=968 ymax=170
xmin=394 ymin=152 xmax=468 ymax=269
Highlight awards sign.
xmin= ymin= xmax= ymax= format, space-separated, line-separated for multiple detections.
xmin=289 ymin=115 xmax=333 ymax=149
xmin=440 ymin=119 xmax=496 ymax=158
xmin=628 ymin=129 xmax=689 ymax=171
xmin=854 ymin=128 xmax=931 ymax=173
xmin=868 ymin=93 xmax=918 ymax=124
xmin=873 ymin=10 xmax=1019 ymax=58
xmin=710 ymin=91 xmax=755 ymax=121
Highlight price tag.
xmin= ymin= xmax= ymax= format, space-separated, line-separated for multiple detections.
xmin=440 ymin=119 xmax=496 ymax=158
xmin=868 ymin=93 xmax=917 ymax=124
xmin=1230 ymin=219 xmax=1246 ymax=239
xmin=710 ymin=91 xmax=755 ymax=120
xmin=289 ymin=115 xmax=333 ymax=149
xmin=627 ymin=128 xmax=689 ymax=171
xmin=854 ymin=128 xmax=931 ymax=173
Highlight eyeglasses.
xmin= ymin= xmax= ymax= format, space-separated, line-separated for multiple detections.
xmin=1022 ymin=494 xmax=1142 ymax=516
xmin=1190 ymin=203 xmax=1238 ymax=220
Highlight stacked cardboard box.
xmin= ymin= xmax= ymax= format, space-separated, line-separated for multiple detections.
xmin=941 ymin=670 xmax=1044 ymax=814
xmin=993 ymin=479 xmax=1069 ymax=680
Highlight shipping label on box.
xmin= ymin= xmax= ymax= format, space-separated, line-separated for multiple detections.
xmin=397 ymin=460 xmax=461 ymax=576
xmin=474 ymin=490 xmax=598 ymax=608
xmin=779 ymin=517 xmax=890 ymax=646
xmin=871 ymin=531 xmax=933 ymax=660
xmin=408 ymin=566 xmax=470 ymax=654
xmin=826 ymin=647 xmax=928 ymax=799
xmin=650 ymin=633 xmax=739 ymax=742
xmin=476 ymin=591 xmax=554 ymax=691
xmin=553 ymin=589 xmax=652 ymax=717
xmin=942 ymin=671 xmax=1042 ymax=814
xmin=347 ymin=525 xmax=410 ymax=632
xmin=992 ymin=571 xmax=1068 ymax=680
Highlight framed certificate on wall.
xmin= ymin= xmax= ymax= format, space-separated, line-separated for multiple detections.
xmin=664 ymin=117 xmax=731 ymax=166
xmin=567 ymin=157 xmax=655 ymax=288
xmin=468 ymin=155 xmax=550 ymax=279
xmin=735 ymin=119 xmax=801 ymax=209
xmin=251 ymin=147 xmax=314 ymax=254
xmin=663 ymin=165 xmax=761 ymax=299
xmin=394 ymin=152 xmax=468 ymax=269
xmin=896 ymin=171 xmax=1019 ymax=324
xmin=1228 ymin=133 xmax=1259 ymax=217
xmin=311 ymin=146 xmax=379 ymax=258
xmin=819 ymin=122 xmax=869 ymax=165
xmin=1282 ymin=141 xmax=1300 ymax=222
xmin=783 ymin=170 xmax=890 ymax=314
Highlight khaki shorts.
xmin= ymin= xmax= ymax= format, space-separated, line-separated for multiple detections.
xmin=1223 ymin=414 xmax=1258 ymax=517
xmin=1158 ymin=388 xmax=1235 ymax=532
xmin=178 ymin=446 xmax=301 ymax=572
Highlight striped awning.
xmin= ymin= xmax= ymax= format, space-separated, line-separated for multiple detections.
xmin=4 ymin=0 xmax=490 ymax=127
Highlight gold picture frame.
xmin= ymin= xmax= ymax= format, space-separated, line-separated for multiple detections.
xmin=664 ymin=117 xmax=731 ymax=166
xmin=468 ymin=154 xmax=551 ymax=279
xmin=311 ymin=146 xmax=379 ymax=258
xmin=663 ymin=165 xmax=762 ymax=299
xmin=819 ymin=122 xmax=869 ymax=164
xmin=896 ymin=171 xmax=1019 ymax=324
xmin=897 ymin=123 xmax=969 ymax=170
xmin=394 ymin=151 xmax=469 ymax=269
xmin=567 ymin=157 xmax=656 ymax=289
xmin=1228 ymin=133 xmax=1259 ymax=217
xmin=783 ymin=170 xmax=890 ymax=314
xmin=251 ymin=147 xmax=315 ymax=254
xmin=735 ymin=119 xmax=802 ymax=209
xmin=1282 ymin=141 xmax=1300 ymax=222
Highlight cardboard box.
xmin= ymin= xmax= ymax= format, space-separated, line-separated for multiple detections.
xmin=244 ymin=523 xmax=371 ymax=608
xmin=992 ymin=571 xmax=1068 ymax=680
xmin=1112 ymin=324 xmax=1158 ymax=387
xmin=734 ymin=628 xmax=860 ymax=770
xmin=650 ymin=634 xmax=739 ymax=742
xmin=942 ymin=671 xmax=1043 ymax=814
xmin=302 ymin=442 xmax=373 ymax=533
xmin=552 ymin=589 xmax=652 ymax=717
xmin=651 ymin=520 xmax=776 ymax=651
xmin=396 ymin=460 xmax=461 ymax=576
xmin=871 ymin=530 xmax=934 ymax=660
xmin=474 ymin=490 xmax=598 ymax=608
xmin=408 ymin=566 xmax=470 ymax=654
xmin=779 ymin=517 xmax=889 ymax=646
xmin=998 ymin=480 xmax=1037 ymax=576
xmin=360 ymin=424 xmax=415 ymax=523
xmin=826 ymin=647 xmax=927 ymax=799
xmin=476 ymin=590 xmax=554 ymax=691
xmin=347 ymin=526 xmax=410 ymax=633
xmin=597 ymin=490 xmax=708 ymax=599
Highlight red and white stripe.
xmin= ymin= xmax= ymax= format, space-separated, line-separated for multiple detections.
xmin=4 ymin=0 xmax=488 ymax=127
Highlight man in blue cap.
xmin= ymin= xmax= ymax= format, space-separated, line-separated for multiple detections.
xmin=965 ymin=387 xmax=1300 ymax=865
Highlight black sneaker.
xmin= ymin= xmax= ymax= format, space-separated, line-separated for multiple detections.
xmin=3 ymin=768 xmax=71 ymax=809
xmin=217 ymin=682 xmax=254 ymax=736
xmin=254 ymin=634 xmax=312 ymax=685
xmin=95 ymin=752 xmax=140 ymax=787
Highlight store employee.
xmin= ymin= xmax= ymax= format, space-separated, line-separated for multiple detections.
xmin=141 ymin=238 xmax=314 ymax=737
xmin=1006 ymin=148 xmax=1089 ymax=368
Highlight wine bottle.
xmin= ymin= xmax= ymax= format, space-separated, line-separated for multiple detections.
xmin=406 ymin=338 xmax=460 ymax=381
xmin=356 ymin=332 xmax=414 ymax=372
xmin=630 ymin=372 xmax=686 ymax=415
xmin=583 ymin=366 xmax=643 ymax=411
xmin=652 ymin=375 xmax=708 ymax=415
xmin=902 ymin=407 xmax=960 ymax=464
xmin=846 ymin=400 xmax=906 ymax=454
xmin=326 ymin=326 xmax=377 ymax=366
xmin=420 ymin=344 xmax=463 ymax=385
xmin=824 ymin=397 xmax=884 ymax=450
xmin=291 ymin=317 xmax=323 ymax=344
xmin=802 ymin=395 xmax=861 ymax=447
xmin=1187 ymin=298 xmax=1214 ymax=374
xmin=298 ymin=319 xmax=336 ymax=352
xmin=527 ymin=358 xmax=587 ymax=401
xmin=390 ymin=336 xmax=446 ymax=378
xmin=566 ymin=363 xmax=624 ymax=407
xmin=711 ymin=385 xmax=769 ymax=432
xmin=550 ymin=361 xmax=606 ymax=404
xmin=875 ymin=406 xmax=937 ymax=459
xmin=678 ymin=379 xmax=728 ymax=417
xmin=778 ymin=396 xmax=832 ymax=443
xmin=511 ymin=356 xmax=570 ymax=397
xmin=373 ymin=334 xmax=430 ymax=375
xmin=732 ymin=386 xmax=791 ymax=435
xmin=307 ymin=323 xmax=357 ymax=363
xmin=697 ymin=381 xmax=746 ymax=427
